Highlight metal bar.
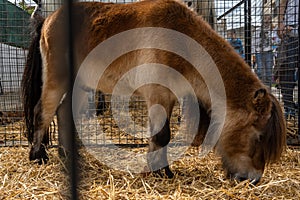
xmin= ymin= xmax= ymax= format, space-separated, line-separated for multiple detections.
xmin=83 ymin=143 xmax=190 ymax=148
xmin=64 ymin=0 xmax=78 ymax=199
xmin=244 ymin=0 xmax=251 ymax=66
xmin=217 ymin=0 xmax=246 ymax=21
xmin=297 ymin=2 xmax=300 ymax=142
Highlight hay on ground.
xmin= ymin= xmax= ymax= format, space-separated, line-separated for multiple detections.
xmin=0 ymin=146 xmax=299 ymax=199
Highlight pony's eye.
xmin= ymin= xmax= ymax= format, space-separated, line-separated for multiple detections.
xmin=187 ymin=2 xmax=192 ymax=7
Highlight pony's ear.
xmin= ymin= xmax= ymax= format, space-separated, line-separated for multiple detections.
xmin=252 ymin=88 xmax=269 ymax=114
xmin=254 ymin=88 xmax=266 ymax=99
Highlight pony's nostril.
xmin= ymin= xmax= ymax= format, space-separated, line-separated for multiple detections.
xmin=227 ymin=172 xmax=247 ymax=182
xmin=235 ymin=175 xmax=248 ymax=182
xmin=233 ymin=174 xmax=261 ymax=185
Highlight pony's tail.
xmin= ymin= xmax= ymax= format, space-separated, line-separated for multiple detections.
xmin=22 ymin=15 xmax=45 ymax=144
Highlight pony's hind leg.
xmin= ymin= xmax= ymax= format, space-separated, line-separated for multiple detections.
xmin=28 ymin=15 xmax=69 ymax=164
xmin=56 ymin=91 xmax=81 ymax=158
xmin=30 ymin=80 xmax=67 ymax=164
xmin=29 ymin=99 xmax=49 ymax=164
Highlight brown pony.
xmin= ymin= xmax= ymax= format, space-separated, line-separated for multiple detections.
xmin=22 ymin=0 xmax=286 ymax=184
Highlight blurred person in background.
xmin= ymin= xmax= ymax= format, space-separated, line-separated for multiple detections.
xmin=253 ymin=14 xmax=275 ymax=87
xmin=274 ymin=0 xmax=299 ymax=119
xmin=228 ymin=30 xmax=245 ymax=59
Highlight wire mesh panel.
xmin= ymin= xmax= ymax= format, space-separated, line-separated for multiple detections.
xmin=76 ymin=94 xmax=182 ymax=147
xmin=273 ymin=0 xmax=299 ymax=144
xmin=0 ymin=0 xmax=31 ymax=146
xmin=0 ymin=0 xmax=299 ymax=147
xmin=215 ymin=0 xmax=299 ymax=144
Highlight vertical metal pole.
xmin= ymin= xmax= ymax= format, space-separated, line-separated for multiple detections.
xmin=244 ymin=0 xmax=251 ymax=66
xmin=64 ymin=0 xmax=78 ymax=199
xmin=295 ymin=5 xmax=300 ymax=142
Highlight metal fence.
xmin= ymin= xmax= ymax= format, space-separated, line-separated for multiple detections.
xmin=215 ymin=0 xmax=299 ymax=144
xmin=0 ymin=0 xmax=299 ymax=148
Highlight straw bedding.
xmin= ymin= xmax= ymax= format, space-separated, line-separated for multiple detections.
xmin=0 ymin=145 xmax=299 ymax=199
xmin=1 ymin=97 xmax=299 ymax=199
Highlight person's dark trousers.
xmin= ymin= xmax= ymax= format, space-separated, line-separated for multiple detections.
xmin=0 ymin=79 xmax=3 ymax=95
xmin=280 ymin=36 xmax=299 ymax=119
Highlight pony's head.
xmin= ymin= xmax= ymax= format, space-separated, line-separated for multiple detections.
xmin=216 ymin=88 xmax=286 ymax=184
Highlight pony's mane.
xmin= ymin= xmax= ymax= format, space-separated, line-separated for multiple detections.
xmin=263 ymin=94 xmax=286 ymax=163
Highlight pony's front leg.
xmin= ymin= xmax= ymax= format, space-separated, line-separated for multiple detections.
xmin=145 ymin=96 xmax=175 ymax=178
xmin=147 ymin=119 xmax=174 ymax=178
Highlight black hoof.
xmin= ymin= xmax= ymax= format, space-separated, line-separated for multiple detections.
xmin=29 ymin=145 xmax=49 ymax=164
xmin=153 ymin=166 xmax=174 ymax=178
